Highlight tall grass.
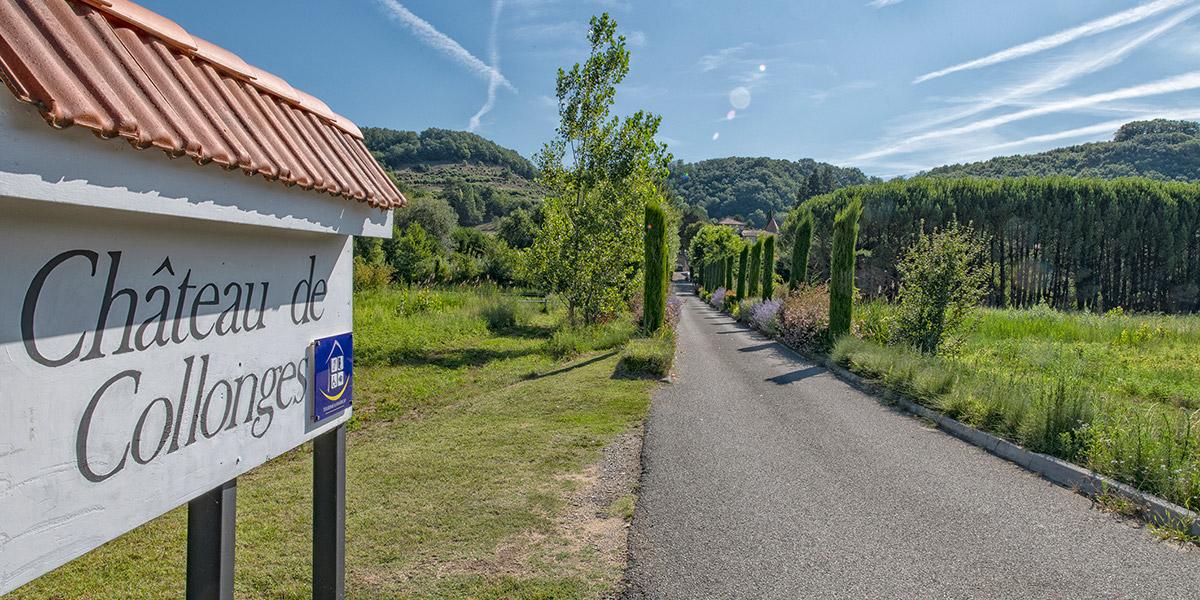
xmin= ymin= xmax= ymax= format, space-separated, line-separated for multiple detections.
xmin=833 ymin=334 xmax=1200 ymax=509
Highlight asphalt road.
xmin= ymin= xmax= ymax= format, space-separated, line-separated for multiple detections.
xmin=623 ymin=281 xmax=1200 ymax=599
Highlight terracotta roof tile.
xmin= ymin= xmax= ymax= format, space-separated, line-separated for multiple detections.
xmin=0 ymin=0 xmax=404 ymax=209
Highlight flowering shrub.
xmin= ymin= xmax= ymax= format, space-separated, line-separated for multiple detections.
xmin=666 ymin=296 xmax=683 ymax=329
xmin=751 ymin=299 xmax=783 ymax=335
xmin=710 ymin=287 xmax=727 ymax=309
xmin=736 ymin=299 xmax=761 ymax=325
xmin=778 ymin=284 xmax=831 ymax=351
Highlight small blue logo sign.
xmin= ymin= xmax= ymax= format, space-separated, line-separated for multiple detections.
xmin=313 ymin=332 xmax=352 ymax=422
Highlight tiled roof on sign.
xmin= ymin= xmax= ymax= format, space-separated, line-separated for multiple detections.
xmin=0 ymin=0 xmax=404 ymax=209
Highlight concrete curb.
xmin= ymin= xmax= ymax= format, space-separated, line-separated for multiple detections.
xmin=817 ymin=354 xmax=1200 ymax=538
xmin=698 ymin=299 xmax=1200 ymax=539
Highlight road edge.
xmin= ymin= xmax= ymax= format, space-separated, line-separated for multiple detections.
xmin=700 ymin=301 xmax=1200 ymax=539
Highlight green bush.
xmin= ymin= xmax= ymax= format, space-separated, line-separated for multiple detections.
xmin=479 ymin=298 xmax=521 ymax=331
xmin=762 ymin=235 xmax=776 ymax=299
xmin=619 ymin=335 xmax=675 ymax=378
xmin=353 ymin=255 xmax=395 ymax=291
xmin=643 ymin=200 xmax=668 ymax=332
xmin=790 ymin=210 xmax=813 ymax=290
xmin=829 ymin=197 xmax=862 ymax=338
xmin=544 ymin=316 xmax=637 ymax=359
xmin=893 ymin=223 xmax=988 ymax=354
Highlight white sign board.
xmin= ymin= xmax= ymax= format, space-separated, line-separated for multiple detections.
xmin=0 ymin=199 xmax=354 ymax=593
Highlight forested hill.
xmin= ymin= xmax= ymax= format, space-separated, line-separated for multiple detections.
xmin=363 ymin=127 xmax=535 ymax=178
xmin=926 ymin=119 xmax=1200 ymax=181
xmin=362 ymin=127 xmax=543 ymax=227
xmin=668 ymin=157 xmax=873 ymax=226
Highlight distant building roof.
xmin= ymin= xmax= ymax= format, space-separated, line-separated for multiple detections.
xmin=0 ymin=0 xmax=404 ymax=208
xmin=740 ymin=229 xmax=764 ymax=239
xmin=717 ymin=217 xmax=746 ymax=226
xmin=765 ymin=215 xmax=780 ymax=234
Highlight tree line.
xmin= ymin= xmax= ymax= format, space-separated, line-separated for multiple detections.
xmin=799 ymin=176 xmax=1200 ymax=313
xmin=363 ymin=127 xmax=536 ymax=179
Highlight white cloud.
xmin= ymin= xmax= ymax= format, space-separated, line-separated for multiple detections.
xmin=810 ymin=80 xmax=877 ymax=103
xmin=469 ymin=0 xmax=507 ymax=132
xmin=901 ymin=3 xmax=1200 ymax=133
xmin=855 ymin=70 xmax=1200 ymax=161
xmin=969 ymin=108 xmax=1200 ymax=157
xmin=698 ymin=44 xmax=750 ymax=72
xmin=913 ymin=0 xmax=1191 ymax=84
xmin=376 ymin=0 xmax=515 ymax=92
xmin=627 ymin=30 xmax=647 ymax=47
xmin=867 ymin=0 xmax=903 ymax=8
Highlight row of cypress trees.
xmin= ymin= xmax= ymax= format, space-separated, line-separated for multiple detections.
xmin=694 ymin=234 xmax=780 ymax=302
xmin=802 ymin=177 xmax=1200 ymax=313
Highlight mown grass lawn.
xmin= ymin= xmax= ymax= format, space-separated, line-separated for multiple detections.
xmin=10 ymin=288 xmax=657 ymax=599
xmin=834 ymin=304 xmax=1200 ymax=510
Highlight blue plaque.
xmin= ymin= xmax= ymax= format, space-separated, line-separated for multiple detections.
xmin=313 ymin=332 xmax=352 ymax=422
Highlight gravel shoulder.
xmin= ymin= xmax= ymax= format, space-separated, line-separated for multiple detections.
xmin=624 ymin=282 xmax=1199 ymax=599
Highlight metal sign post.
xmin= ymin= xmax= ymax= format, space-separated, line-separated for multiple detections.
xmin=313 ymin=424 xmax=347 ymax=599
xmin=186 ymin=479 xmax=237 ymax=600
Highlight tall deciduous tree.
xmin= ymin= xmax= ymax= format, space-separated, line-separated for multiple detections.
xmin=529 ymin=14 xmax=671 ymax=324
xmin=829 ymin=197 xmax=862 ymax=338
xmin=790 ymin=210 xmax=813 ymax=289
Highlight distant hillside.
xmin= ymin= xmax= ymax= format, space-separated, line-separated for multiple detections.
xmin=926 ymin=119 xmax=1200 ymax=181
xmin=363 ymin=127 xmax=543 ymax=226
xmin=668 ymin=157 xmax=873 ymax=226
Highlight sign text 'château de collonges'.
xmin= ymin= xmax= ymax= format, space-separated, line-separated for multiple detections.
xmin=20 ymin=250 xmax=334 ymax=483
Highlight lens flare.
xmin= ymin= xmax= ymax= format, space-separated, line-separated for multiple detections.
xmin=726 ymin=110 xmax=736 ymax=120
xmin=729 ymin=87 xmax=751 ymax=110
xmin=712 ymin=132 xmax=720 ymax=141
xmin=758 ymin=64 xmax=766 ymax=72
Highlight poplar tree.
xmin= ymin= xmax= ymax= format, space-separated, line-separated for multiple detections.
xmin=724 ymin=255 xmax=734 ymax=290
xmin=762 ymin=235 xmax=776 ymax=299
xmin=643 ymin=200 xmax=667 ymax=332
xmin=829 ymin=197 xmax=862 ymax=338
xmin=736 ymin=245 xmax=749 ymax=299
xmin=748 ymin=239 xmax=762 ymax=298
xmin=530 ymin=14 xmax=671 ymax=324
xmin=790 ymin=210 xmax=813 ymax=289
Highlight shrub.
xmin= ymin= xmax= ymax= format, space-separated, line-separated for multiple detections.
xmin=353 ymin=255 xmax=395 ymax=290
xmin=779 ymin=284 xmax=831 ymax=351
xmin=737 ymin=298 xmax=761 ymax=325
xmin=736 ymin=245 xmax=749 ymax=299
xmin=750 ymin=299 xmax=783 ymax=335
xmin=619 ymin=336 xmax=675 ymax=378
xmin=666 ymin=296 xmax=683 ymax=330
xmin=479 ymin=298 xmax=520 ymax=331
xmin=853 ymin=301 xmax=895 ymax=345
xmin=829 ymin=197 xmax=862 ymax=338
xmin=710 ymin=287 xmax=727 ymax=309
xmin=643 ymin=200 xmax=668 ymax=332
xmin=762 ymin=235 xmax=776 ymax=299
xmin=893 ymin=223 xmax=988 ymax=355
xmin=544 ymin=316 xmax=637 ymax=359
xmin=790 ymin=210 xmax=813 ymax=290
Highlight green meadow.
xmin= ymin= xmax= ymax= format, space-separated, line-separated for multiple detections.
xmin=11 ymin=287 xmax=661 ymax=599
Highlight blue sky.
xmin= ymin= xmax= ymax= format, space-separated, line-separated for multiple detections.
xmin=140 ymin=0 xmax=1200 ymax=178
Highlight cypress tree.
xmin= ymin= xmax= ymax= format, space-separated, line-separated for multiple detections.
xmin=748 ymin=240 xmax=762 ymax=298
xmin=643 ymin=201 xmax=667 ymax=332
xmin=790 ymin=210 xmax=813 ymax=289
xmin=736 ymin=245 xmax=748 ymax=299
xmin=762 ymin=235 xmax=776 ymax=299
xmin=725 ymin=255 xmax=734 ymax=290
xmin=829 ymin=197 xmax=862 ymax=338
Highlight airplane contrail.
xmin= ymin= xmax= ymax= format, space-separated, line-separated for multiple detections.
xmin=376 ymin=0 xmax=515 ymax=92
xmin=913 ymin=0 xmax=1191 ymax=84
